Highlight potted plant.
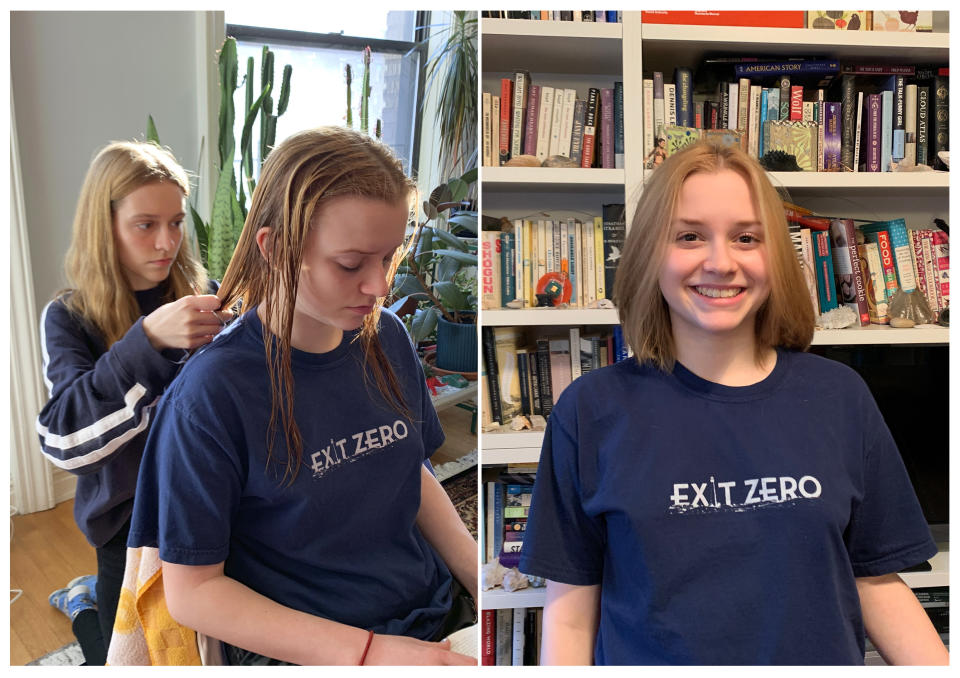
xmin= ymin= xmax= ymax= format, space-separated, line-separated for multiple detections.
xmin=389 ymin=168 xmax=477 ymax=373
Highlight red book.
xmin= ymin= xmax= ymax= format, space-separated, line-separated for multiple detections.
xmin=580 ymin=88 xmax=600 ymax=168
xmin=931 ymin=229 xmax=950 ymax=309
xmin=789 ymin=85 xmax=804 ymax=120
xmin=499 ymin=78 xmax=513 ymax=165
xmin=481 ymin=609 xmax=495 ymax=665
xmin=640 ymin=11 xmax=805 ymax=28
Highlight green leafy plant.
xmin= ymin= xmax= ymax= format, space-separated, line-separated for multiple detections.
xmin=389 ymin=166 xmax=477 ymax=343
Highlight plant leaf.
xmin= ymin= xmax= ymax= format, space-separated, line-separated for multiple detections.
xmin=446 ymin=213 xmax=477 ymax=235
xmin=146 ymin=115 xmax=160 ymax=144
xmin=208 ymin=164 xmax=241 ymax=279
xmin=410 ymin=307 xmax=440 ymax=343
xmin=431 ymin=228 xmax=468 ymax=251
xmin=391 ymin=274 xmax=427 ymax=298
xmin=434 ymin=280 xmax=467 ymax=311
xmin=447 ymin=178 xmax=468 ymax=202
xmin=430 ymin=248 xmax=477 ymax=265
xmin=460 ymin=166 xmax=478 ymax=184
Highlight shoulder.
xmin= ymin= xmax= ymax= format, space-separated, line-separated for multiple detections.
xmin=40 ymin=294 xmax=96 ymax=342
xmin=783 ymin=349 xmax=871 ymax=395
xmin=168 ymin=312 xmax=261 ymax=401
xmin=375 ymin=307 xmax=417 ymax=354
xmin=552 ymin=358 xmax=655 ymax=418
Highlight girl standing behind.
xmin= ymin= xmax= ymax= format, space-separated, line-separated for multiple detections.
xmin=128 ymin=127 xmax=478 ymax=665
xmin=519 ymin=141 xmax=947 ymax=665
xmin=37 ymin=141 xmax=224 ymax=664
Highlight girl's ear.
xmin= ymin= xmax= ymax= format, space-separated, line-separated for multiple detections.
xmin=255 ymin=227 xmax=272 ymax=261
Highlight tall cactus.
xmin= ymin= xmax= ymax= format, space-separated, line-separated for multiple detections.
xmin=344 ymin=64 xmax=353 ymax=128
xmin=360 ymin=46 xmax=371 ymax=135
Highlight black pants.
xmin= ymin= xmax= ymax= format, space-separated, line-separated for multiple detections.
xmin=72 ymin=519 xmax=130 ymax=666
xmin=225 ymin=579 xmax=477 ymax=666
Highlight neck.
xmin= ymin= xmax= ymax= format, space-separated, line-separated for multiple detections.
xmin=257 ymin=305 xmax=344 ymax=354
xmin=673 ymin=328 xmax=776 ymax=387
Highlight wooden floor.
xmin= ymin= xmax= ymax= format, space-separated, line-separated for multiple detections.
xmin=9 ymin=405 xmax=477 ymax=665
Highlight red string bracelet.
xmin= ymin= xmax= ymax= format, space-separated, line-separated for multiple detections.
xmin=358 ymin=630 xmax=375 ymax=665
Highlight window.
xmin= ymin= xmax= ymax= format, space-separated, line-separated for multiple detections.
xmin=225 ymin=10 xmax=426 ymax=176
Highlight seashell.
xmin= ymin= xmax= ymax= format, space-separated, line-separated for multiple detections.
xmin=501 ymin=567 xmax=529 ymax=593
xmin=504 ymin=154 xmax=541 ymax=167
xmin=481 ymin=560 xmax=507 ymax=591
xmin=542 ymin=154 xmax=579 ymax=168
xmin=509 ymin=415 xmax=531 ymax=431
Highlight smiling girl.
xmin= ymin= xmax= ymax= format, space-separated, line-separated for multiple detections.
xmin=519 ymin=141 xmax=947 ymax=665
xmin=37 ymin=141 xmax=223 ymax=664
xmin=127 ymin=127 xmax=477 ymax=665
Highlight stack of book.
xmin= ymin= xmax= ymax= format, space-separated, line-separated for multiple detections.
xmin=482 ymin=73 xmax=624 ymax=168
xmin=481 ymin=204 xmax=625 ymax=309
xmin=481 ymin=607 xmax=543 ymax=666
xmin=790 ymin=216 xmax=949 ymax=324
xmin=643 ymin=62 xmax=949 ymax=173
xmin=640 ymin=10 xmax=935 ymax=32
xmin=482 ymin=325 xmax=629 ymax=427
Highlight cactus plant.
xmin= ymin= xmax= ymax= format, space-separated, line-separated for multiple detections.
xmin=360 ymin=46 xmax=371 ymax=135
xmin=344 ymin=64 xmax=353 ymax=128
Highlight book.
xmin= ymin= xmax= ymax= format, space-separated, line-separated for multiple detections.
xmin=917 ymin=85 xmax=930 ymax=165
xmin=548 ymin=87 xmax=565 ymax=157
xmin=807 ymin=10 xmax=869 ymax=30
xmin=829 ymin=219 xmax=870 ymax=325
xmin=675 ymin=67 xmax=694 ymax=127
xmin=499 ymin=78 xmax=513 ymax=165
xmin=812 ymin=229 xmax=839 ymax=312
xmin=904 ymin=83 xmax=917 ymax=165
xmin=481 ymin=611 xmax=495 ymax=665
xmin=864 ymin=93 xmax=882 ymax=171
xmin=581 ymin=88 xmax=600 ymax=168
xmin=880 ymin=87 xmax=893 ymax=171
xmin=727 ymin=81 xmax=739 ymax=130
xmin=859 ymin=223 xmax=900 ymax=301
xmin=523 ymin=84 xmax=541 ymax=156
xmin=568 ymin=327 xmax=582 ymax=380
xmin=737 ymin=77 xmax=750 ymax=134
xmin=872 ymin=10 xmax=933 ymax=32
xmin=640 ymin=10 xmax=805 ymax=28
xmin=602 ymin=204 xmax=626 ymax=297
xmin=879 ymin=218 xmax=919 ymax=292
xmin=535 ymin=338 xmax=553 ymax=417
xmin=853 ymin=91 xmax=864 ymax=171
xmin=511 ymin=70 xmax=530 ymax=159
xmin=891 ymin=74 xmax=906 ymax=161
xmin=481 ymin=230 xmax=501 ymax=310
xmin=491 ymin=96 xmax=500 ymax=166
xmin=778 ymin=76 xmax=791 ymax=120
xmin=859 ymin=242 xmax=889 ymax=324
xmin=557 ymin=88 xmax=577 ymax=158
xmin=548 ymin=337 xmax=572 ymax=403
xmin=748 ymin=84 xmax=762 ymax=157
xmin=614 ymin=81 xmax=625 ymax=168
xmin=500 ymin=231 xmax=515 ymax=306
xmin=653 ymin=72 xmax=666 ymax=148
xmin=570 ymin=98 xmax=586 ymax=165
xmin=600 ymin=87 xmax=615 ymax=168
xmin=763 ymin=120 xmax=818 ymax=171
xmin=511 ymin=608 xmax=525 ymax=666
xmin=798 ymin=227 xmax=821 ymax=316
xmin=734 ymin=59 xmax=840 ymax=80
xmin=789 ymin=85 xmax=803 ymax=120
xmin=593 ymin=216 xmax=606 ymax=300
xmin=665 ymin=125 xmax=701 ymax=157
xmin=481 ymin=326 xmax=503 ymax=424
xmin=840 ymin=75 xmax=856 ymax=170
xmin=493 ymin=326 xmax=523 ymax=423
xmin=535 ymin=86 xmax=554 ymax=163
xmin=931 ymin=229 xmax=949 ymax=308
xmin=523 ymin=609 xmax=537 ymax=665
xmin=931 ymin=72 xmax=948 ymax=171
xmin=482 ymin=92 xmax=492 ymax=167
xmin=665 ymin=82 xmax=677 ymax=126
xmin=642 ymin=78 xmax=655 ymax=161
xmin=822 ymin=101 xmax=842 ymax=171
xmin=912 ymin=229 xmax=939 ymax=315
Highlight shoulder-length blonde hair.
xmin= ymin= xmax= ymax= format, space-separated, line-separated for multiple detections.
xmin=62 ymin=141 xmax=207 ymax=346
xmin=218 ymin=126 xmax=416 ymax=486
xmin=613 ymin=140 xmax=814 ymax=371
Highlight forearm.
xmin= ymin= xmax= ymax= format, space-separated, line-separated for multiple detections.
xmin=540 ymin=580 xmax=600 ymax=665
xmin=416 ymin=466 xmax=478 ymax=600
xmin=857 ymin=573 xmax=948 ymax=665
xmin=162 ymin=563 xmax=368 ymax=665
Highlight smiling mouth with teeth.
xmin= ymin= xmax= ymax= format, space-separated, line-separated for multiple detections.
xmin=694 ymin=286 xmax=744 ymax=298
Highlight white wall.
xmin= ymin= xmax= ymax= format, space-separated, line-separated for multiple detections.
xmin=10 ymin=11 xmax=217 ymax=314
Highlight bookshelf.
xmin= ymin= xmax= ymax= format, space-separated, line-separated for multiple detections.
xmin=479 ymin=12 xmax=949 ymax=659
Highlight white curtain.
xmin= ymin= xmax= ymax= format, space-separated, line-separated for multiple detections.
xmin=9 ymin=82 xmax=56 ymax=514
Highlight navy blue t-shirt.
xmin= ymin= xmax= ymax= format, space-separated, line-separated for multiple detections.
xmin=519 ymin=349 xmax=936 ymax=665
xmin=129 ymin=308 xmax=453 ymax=639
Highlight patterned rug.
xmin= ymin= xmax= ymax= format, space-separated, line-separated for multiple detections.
xmin=441 ymin=463 xmax=478 ymax=541
xmin=27 ymin=642 xmax=83 ymax=666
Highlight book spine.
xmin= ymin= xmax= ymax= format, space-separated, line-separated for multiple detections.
xmin=778 ymin=76 xmax=791 ymax=120
xmin=514 ymin=220 xmax=525 ymax=308
xmin=727 ymin=82 xmax=739 ymax=130
xmin=789 ymin=85 xmax=803 ymax=120
xmin=594 ymin=216 xmax=606 ymax=300
xmin=892 ymin=74 xmax=905 ymax=161
xmin=614 ymin=81 xmax=625 ymax=168
xmin=528 ymin=344 xmax=541 ymax=415
xmin=511 ymin=72 xmax=528 ymax=159
xmin=932 ymin=74 xmax=949 ymax=171
xmin=581 ymin=88 xmax=600 ymax=168
xmin=718 ymin=84 xmax=729 ymax=129
xmin=523 ymin=85 xmax=541 ymax=156
xmin=500 ymin=232 xmax=516 ymax=305
xmin=535 ymin=86 xmax=554 ymax=163
xmin=885 ymin=218 xmax=918 ymax=292
xmin=481 ymin=230 xmax=500 ymax=309
xmin=735 ymin=60 xmax=840 ymax=77
xmin=675 ymin=67 xmax=693 ymax=127
xmin=823 ymin=101 xmax=842 ymax=171
xmin=917 ymin=231 xmax=939 ymax=314
xmin=932 ymin=230 xmax=949 ymax=307
xmin=853 ymin=91 xmax=864 ymax=172
xmin=748 ymin=84 xmax=761 ymax=157
xmin=523 ymin=220 xmax=534 ymax=307
xmin=511 ymin=608 xmax=525 ymax=666
xmin=568 ymin=328 xmax=582 ymax=381
xmin=840 ymin=75 xmax=855 ymax=171
xmin=492 ymin=481 xmax=504 ymax=557
xmin=758 ymin=88 xmax=769 ymax=157
xmin=653 ymin=72 xmax=665 ymax=140
xmin=799 ymin=227 xmax=821 ymax=316
xmin=601 ymin=87 xmax=615 ymax=168
xmin=481 ymin=326 xmax=503 ymax=424
xmin=499 ymin=78 xmax=513 ymax=164
xmin=482 ymin=92 xmax=492 ymax=166
xmin=862 ymin=227 xmax=900 ymax=301
xmin=570 ymin=98 xmax=586 ymax=165
xmin=643 ymin=79 xmax=654 ymax=160
xmin=881 ymin=89 xmax=893 ymax=171
xmin=917 ymin=85 xmax=930 ymax=166
xmin=867 ymin=93 xmax=881 ymax=172
xmin=911 ymin=230 xmax=930 ymax=311
xmin=516 ymin=350 xmax=531 ymax=416
xmin=558 ymin=89 xmax=577 ymax=158
xmin=829 ymin=219 xmax=870 ymax=325
xmin=665 ymin=83 xmax=677 ymax=126
xmin=491 ymin=96 xmax=500 ymax=165
xmin=862 ymin=242 xmax=889 ymax=323
xmin=523 ymin=609 xmax=537 ymax=665
xmin=548 ymin=88 xmax=565 ymax=157
xmin=904 ymin=83 xmax=917 ymax=165
xmin=812 ymin=230 xmax=838 ymax=312
xmin=495 ymin=609 xmax=512 ymax=666
xmin=567 ymin=219 xmax=579 ymax=306
xmin=535 ymin=338 xmax=553 ymax=417
xmin=602 ymin=204 xmax=626 ymax=300
xmin=737 ymin=77 xmax=750 ymax=133
xmin=482 ymin=609 xmax=495 ymax=665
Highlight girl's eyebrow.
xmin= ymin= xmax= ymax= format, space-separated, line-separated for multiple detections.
xmin=673 ymin=217 xmax=762 ymax=227
xmin=126 ymin=211 xmax=186 ymax=219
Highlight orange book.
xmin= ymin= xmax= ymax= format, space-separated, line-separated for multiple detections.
xmin=640 ymin=11 xmax=805 ymax=28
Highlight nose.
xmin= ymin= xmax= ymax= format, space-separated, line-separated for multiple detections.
xmin=360 ymin=268 xmax=390 ymax=298
xmin=703 ymin=241 xmax=736 ymax=274
xmin=156 ymin=224 xmax=179 ymax=253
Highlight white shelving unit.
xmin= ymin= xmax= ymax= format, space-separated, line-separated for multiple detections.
xmin=480 ymin=15 xmax=949 ymax=637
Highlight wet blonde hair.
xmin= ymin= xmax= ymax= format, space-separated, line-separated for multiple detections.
xmin=218 ymin=126 xmax=416 ymax=485
xmin=613 ymin=140 xmax=814 ymax=371
xmin=62 ymin=141 xmax=207 ymax=346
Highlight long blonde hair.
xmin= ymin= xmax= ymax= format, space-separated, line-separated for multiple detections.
xmin=218 ymin=127 xmax=416 ymax=485
xmin=614 ymin=140 xmax=814 ymax=370
xmin=63 ymin=141 xmax=207 ymax=346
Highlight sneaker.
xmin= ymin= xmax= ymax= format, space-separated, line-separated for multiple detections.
xmin=66 ymin=574 xmax=97 ymax=605
xmin=48 ymin=584 xmax=96 ymax=620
